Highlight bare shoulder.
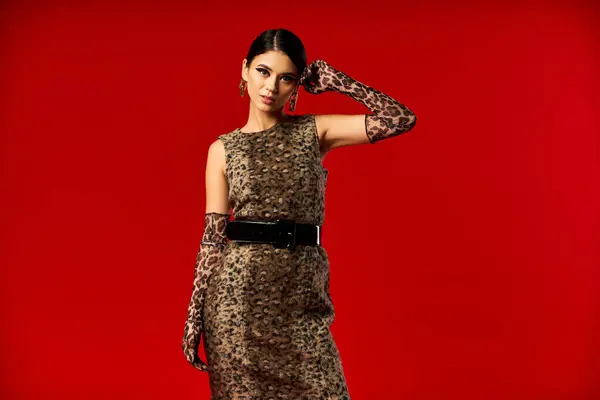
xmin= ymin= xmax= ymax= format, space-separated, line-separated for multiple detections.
xmin=208 ymin=138 xmax=225 ymax=157
xmin=205 ymin=138 xmax=231 ymax=214
xmin=313 ymin=113 xmax=371 ymax=151
xmin=312 ymin=114 xmax=328 ymax=142
xmin=207 ymin=138 xmax=226 ymax=176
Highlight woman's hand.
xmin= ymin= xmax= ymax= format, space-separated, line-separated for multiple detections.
xmin=181 ymin=321 xmax=210 ymax=372
xmin=181 ymin=212 xmax=229 ymax=374
xmin=298 ymin=59 xmax=339 ymax=94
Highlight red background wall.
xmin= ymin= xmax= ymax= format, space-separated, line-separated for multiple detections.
xmin=2 ymin=1 xmax=598 ymax=399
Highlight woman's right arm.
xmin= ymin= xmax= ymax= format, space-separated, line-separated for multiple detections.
xmin=181 ymin=140 xmax=231 ymax=372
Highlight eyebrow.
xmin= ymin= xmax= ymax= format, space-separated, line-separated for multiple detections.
xmin=256 ymin=64 xmax=297 ymax=77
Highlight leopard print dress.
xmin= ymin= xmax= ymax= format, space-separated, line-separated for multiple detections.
xmin=202 ymin=113 xmax=350 ymax=399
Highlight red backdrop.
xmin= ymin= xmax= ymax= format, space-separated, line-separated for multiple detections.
xmin=2 ymin=1 xmax=598 ymax=399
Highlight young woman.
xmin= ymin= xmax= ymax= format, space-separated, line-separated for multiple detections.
xmin=182 ymin=28 xmax=417 ymax=399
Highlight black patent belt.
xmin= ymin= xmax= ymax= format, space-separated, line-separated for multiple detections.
xmin=225 ymin=218 xmax=321 ymax=251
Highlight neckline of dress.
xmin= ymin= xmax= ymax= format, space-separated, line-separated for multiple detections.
xmin=235 ymin=115 xmax=295 ymax=134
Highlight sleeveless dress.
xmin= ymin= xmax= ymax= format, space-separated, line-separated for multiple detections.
xmin=202 ymin=113 xmax=351 ymax=399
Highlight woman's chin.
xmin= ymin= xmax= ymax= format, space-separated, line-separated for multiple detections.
xmin=257 ymin=101 xmax=281 ymax=111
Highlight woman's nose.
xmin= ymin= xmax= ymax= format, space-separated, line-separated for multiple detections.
xmin=265 ymin=77 xmax=278 ymax=92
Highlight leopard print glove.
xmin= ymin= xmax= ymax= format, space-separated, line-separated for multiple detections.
xmin=181 ymin=212 xmax=230 ymax=372
xmin=298 ymin=59 xmax=417 ymax=144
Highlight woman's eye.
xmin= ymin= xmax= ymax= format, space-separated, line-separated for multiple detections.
xmin=257 ymin=69 xmax=294 ymax=83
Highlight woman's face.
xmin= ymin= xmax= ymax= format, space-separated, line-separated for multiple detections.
xmin=241 ymin=51 xmax=300 ymax=112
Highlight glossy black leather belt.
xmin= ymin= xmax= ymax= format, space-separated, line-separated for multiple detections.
xmin=225 ymin=218 xmax=321 ymax=251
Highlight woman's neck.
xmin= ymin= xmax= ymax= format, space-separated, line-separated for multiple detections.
xmin=242 ymin=108 xmax=289 ymax=132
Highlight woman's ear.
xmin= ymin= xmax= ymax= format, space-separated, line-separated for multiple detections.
xmin=240 ymin=59 xmax=248 ymax=81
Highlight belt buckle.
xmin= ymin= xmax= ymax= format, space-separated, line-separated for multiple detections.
xmin=273 ymin=218 xmax=297 ymax=250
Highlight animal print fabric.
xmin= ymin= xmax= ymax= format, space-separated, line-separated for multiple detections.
xmin=299 ymin=59 xmax=418 ymax=144
xmin=182 ymin=212 xmax=231 ymax=372
xmin=201 ymin=113 xmax=350 ymax=399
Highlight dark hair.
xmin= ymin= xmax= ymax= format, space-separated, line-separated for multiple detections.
xmin=244 ymin=29 xmax=307 ymax=79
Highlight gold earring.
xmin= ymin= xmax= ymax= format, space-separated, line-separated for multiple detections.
xmin=289 ymin=90 xmax=298 ymax=111
xmin=239 ymin=78 xmax=246 ymax=97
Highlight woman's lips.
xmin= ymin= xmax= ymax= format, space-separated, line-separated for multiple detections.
xmin=261 ymin=95 xmax=274 ymax=105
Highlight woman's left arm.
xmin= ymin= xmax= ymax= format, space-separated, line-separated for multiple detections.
xmin=299 ymin=59 xmax=417 ymax=146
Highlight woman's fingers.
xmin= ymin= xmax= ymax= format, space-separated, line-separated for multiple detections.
xmin=193 ymin=360 xmax=209 ymax=372
xmin=184 ymin=349 xmax=195 ymax=363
